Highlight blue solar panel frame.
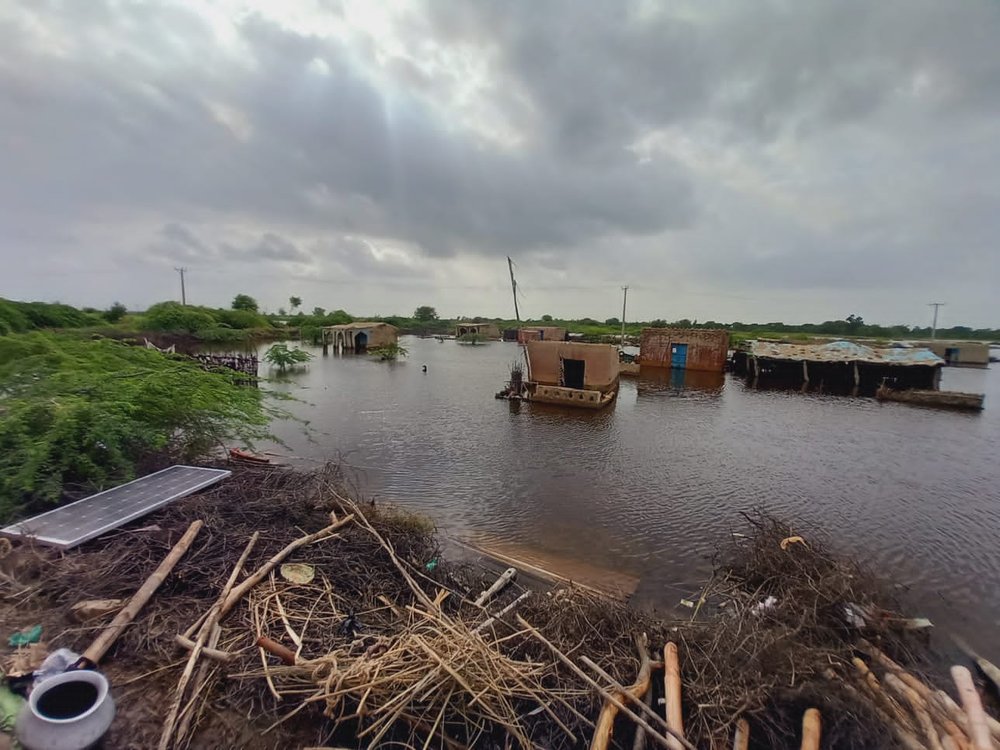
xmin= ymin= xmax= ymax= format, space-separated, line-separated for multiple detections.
xmin=0 ymin=465 xmax=230 ymax=550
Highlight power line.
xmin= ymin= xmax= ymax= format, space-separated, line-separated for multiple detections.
xmin=928 ymin=302 xmax=946 ymax=339
xmin=175 ymin=267 xmax=187 ymax=305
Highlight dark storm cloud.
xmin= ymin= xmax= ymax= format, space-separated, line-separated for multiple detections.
xmin=1 ymin=0 xmax=999 ymax=321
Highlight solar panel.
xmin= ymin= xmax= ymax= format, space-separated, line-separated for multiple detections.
xmin=0 ymin=465 xmax=230 ymax=550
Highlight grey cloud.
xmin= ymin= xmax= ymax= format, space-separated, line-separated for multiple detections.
xmin=221 ymin=233 xmax=313 ymax=264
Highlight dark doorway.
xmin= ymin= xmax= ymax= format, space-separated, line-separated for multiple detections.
xmin=354 ymin=332 xmax=368 ymax=352
xmin=562 ymin=358 xmax=585 ymax=389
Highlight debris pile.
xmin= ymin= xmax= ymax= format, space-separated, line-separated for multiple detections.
xmin=1 ymin=466 xmax=998 ymax=750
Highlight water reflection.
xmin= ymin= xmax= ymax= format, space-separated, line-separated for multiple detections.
xmin=635 ymin=368 xmax=725 ymax=398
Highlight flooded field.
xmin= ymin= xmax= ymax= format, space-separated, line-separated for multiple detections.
xmin=257 ymin=336 xmax=999 ymax=659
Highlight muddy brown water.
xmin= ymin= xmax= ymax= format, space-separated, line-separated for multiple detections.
xmin=248 ymin=337 xmax=1000 ymax=661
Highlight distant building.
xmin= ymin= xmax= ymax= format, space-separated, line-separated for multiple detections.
xmin=523 ymin=341 xmax=620 ymax=408
xmin=916 ymin=341 xmax=990 ymax=368
xmin=323 ymin=322 xmax=398 ymax=353
xmin=732 ymin=340 xmax=943 ymax=393
xmin=517 ymin=326 xmax=568 ymax=343
xmin=456 ymin=322 xmax=500 ymax=339
xmin=638 ymin=328 xmax=730 ymax=372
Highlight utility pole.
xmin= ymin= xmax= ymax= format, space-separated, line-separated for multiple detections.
xmin=928 ymin=302 xmax=945 ymax=339
xmin=507 ymin=256 xmax=520 ymax=322
xmin=174 ymin=268 xmax=187 ymax=305
xmin=620 ymin=285 xmax=628 ymax=348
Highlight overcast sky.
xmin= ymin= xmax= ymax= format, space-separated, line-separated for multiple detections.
xmin=2 ymin=1 xmax=999 ymax=326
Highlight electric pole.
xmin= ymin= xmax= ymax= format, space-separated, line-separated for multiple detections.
xmin=928 ymin=302 xmax=945 ymax=339
xmin=175 ymin=267 xmax=187 ymax=305
xmin=507 ymin=256 xmax=520 ymax=322
xmin=620 ymin=285 xmax=628 ymax=348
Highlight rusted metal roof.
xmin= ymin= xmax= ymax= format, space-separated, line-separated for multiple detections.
xmin=747 ymin=340 xmax=943 ymax=366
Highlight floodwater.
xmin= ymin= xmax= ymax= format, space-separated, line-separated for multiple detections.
xmin=255 ymin=337 xmax=1000 ymax=660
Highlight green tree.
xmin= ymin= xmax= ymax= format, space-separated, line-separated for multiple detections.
xmin=369 ymin=342 xmax=409 ymax=361
xmin=605 ymin=317 xmax=620 ymax=326
xmin=104 ymin=302 xmax=128 ymax=323
xmin=413 ymin=306 xmax=438 ymax=322
xmin=846 ymin=314 xmax=864 ymax=333
xmin=312 ymin=307 xmax=326 ymax=317
xmin=0 ymin=333 xmax=274 ymax=519
xmin=264 ymin=343 xmax=312 ymax=372
xmin=144 ymin=301 xmax=216 ymax=333
xmin=541 ymin=314 xmax=554 ymax=322
xmin=232 ymin=294 xmax=259 ymax=312
xmin=289 ymin=296 xmax=302 ymax=312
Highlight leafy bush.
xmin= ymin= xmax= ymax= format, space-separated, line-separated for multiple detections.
xmin=369 ymin=342 xmax=408 ymax=361
xmin=232 ymin=294 xmax=259 ymax=312
xmin=16 ymin=301 xmax=102 ymax=329
xmin=215 ymin=308 xmax=269 ymax=329
xmin=0 ymin=333 xmax=274 ymax=520
xmin=0 ymin=300 xmax=30 ymax=335
xmin=143 ymin=301 xmax=217 ymax=333
xmin=264 ymin=343 xmax=312 ymax=371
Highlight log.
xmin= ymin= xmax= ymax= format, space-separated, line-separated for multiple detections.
xmin=159 ymin=531 xmax=259 ymax=750
xmin=952 ymin=667 xmax=992 ymax=750
xmin=591 ymin=634 xmax=652 ymax=750
xmin=801 ymin=708 xmax=821 ymax=750
xmin=79 ymin=520 xmax=203 ymax=668
xmin=516 ymin=615 xmax=696 ymax=750
xmin=664 ymin=642 xmax=685 ymax=750
xmin=733 ymin=719 xmax=750 ymax=750
xmin=932 ymin=691 xmax=1000 ymax=748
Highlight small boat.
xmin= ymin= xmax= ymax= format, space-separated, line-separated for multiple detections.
xmin=229 ymin=448 xmax=271 ymax=464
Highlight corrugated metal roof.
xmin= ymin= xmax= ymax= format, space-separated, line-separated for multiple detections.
xmin=748 ymin=340 xmax=943 ymax=366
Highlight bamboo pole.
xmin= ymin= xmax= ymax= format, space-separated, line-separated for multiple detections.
xmin=732 ymin=718 xmax=750 ymax=750
xmin=79 ymin=520 xmax=203 ymax=667
xmin=952 ymin=667 xmax=992 ymax=750
xmin=885 ymin=673 xmax=945 ymax=750
xmin=160 ymin=531 xmax=259 ymax=750
xmin=591 ymin=634 xmax=653 ymax=750
xmin=800 ymin=708 xmax=821 ymax=750
xmin=516 ymin=615 xmax=696 ymax=750
xmin=824 ymin=669 xmax=928 ymax=750
xmin=664 ymin=642 xmax=685 ymax=750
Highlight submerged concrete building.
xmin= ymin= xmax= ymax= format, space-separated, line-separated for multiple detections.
xmin=322 ymin=322 xmax=398 ymax=353
xmin=521 ymin=341 xmax=620 ymax=408
xmin=455 ymin=322 xmax=500 ymax=339
xmin=517 ymin=326 xmax=568 ymax=343
xmin=638 ymin=328 xmax=730 ymax=372
xmin=917 ymin=340 xmax=990 ymax=368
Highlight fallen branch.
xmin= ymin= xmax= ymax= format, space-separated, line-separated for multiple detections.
xmin=590 ymin=633 xmax=653 ymax=750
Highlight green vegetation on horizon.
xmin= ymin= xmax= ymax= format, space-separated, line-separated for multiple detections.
xmin=2 ymin=297 xmax=998 ymax=342
xmin=0 ymin=332 xmax=277 ymax=522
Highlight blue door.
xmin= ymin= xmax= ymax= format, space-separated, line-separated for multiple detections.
xmin=670 ymin=343 xmax=688 ymax=369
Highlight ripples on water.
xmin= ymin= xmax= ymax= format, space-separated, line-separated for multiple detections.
xmin=261 ymin=338 xmax=1000 ymax=658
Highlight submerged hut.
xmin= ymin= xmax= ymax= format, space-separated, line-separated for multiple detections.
xmin=455 ymin=322 xmax=500 ymax=339
xmin=916 ymin=340 xmax=990 ymax=368
xmin=322 ymin=322 xmax=398 ymax=353
xmin=638 ymin=328 xmax=730 ymax=372
xmin=498 ymin=341 xmax=619 ymax=408
xmin=732 ymin=340 xmax=943 ymax=394
xmin=517 ymin=326 xmax=568 ymax=343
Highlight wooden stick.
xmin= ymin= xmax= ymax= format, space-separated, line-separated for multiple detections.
xmin=733 ymin=718 xmax=750 ymax=750
xmin=172 ymin=635 xmax=232 ymax=662
xmin=159 ymin=531 xmax=259 ymax=750
xmin=932 ymin=691 xmax=1000 ymax=748
xmin=825 ymin=669 xmax=927 ymax=750
xmin=220 ymin=518 xmax=351 ymax=619
xmin=591 ymin=634 xmax=652 ymax=750
xmin=800 ymin=708 xmax=821 ymax=750
xmin=80 ymin=520 xmax=203 ymax=667
xmin=473 ymin=591 xmax=531 ymax=634
xmin=952 ymin=666 xmax=992 ymax=750
xmin=664 ymin=642 xmax=685 ymax=750
xmin=174 ymin=623 xmax=221 ymax=749
xmin=516 ymin=615 xmax=696 ymax=750
xmin=257 ymin=636 xmax=298 ymax=666
xmin=474 ymin=567 xmax=516 ymax=607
